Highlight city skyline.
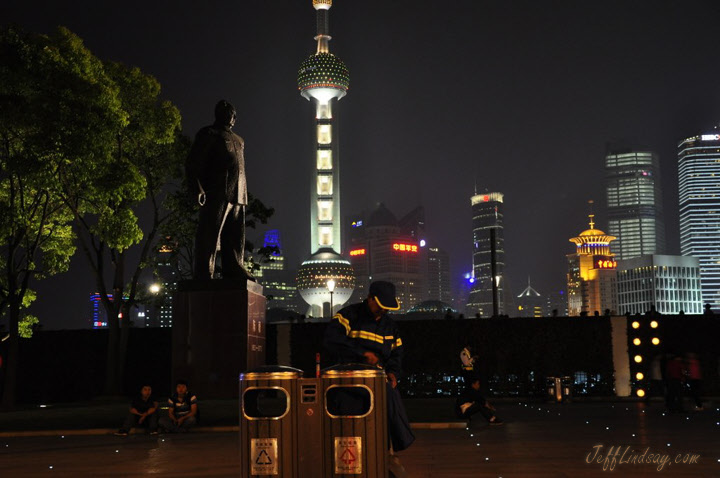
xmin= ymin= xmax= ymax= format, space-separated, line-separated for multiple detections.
xmin=3 ymin=1 xmax=720 ymax=328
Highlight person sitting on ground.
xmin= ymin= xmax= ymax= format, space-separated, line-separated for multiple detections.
xmin=115 ymin=384 xmax=159 ymax=436
xmin=159 ymin=380 xmax=198 ymax=433
xmin=455 ymin=377 xmax=503 ymax=425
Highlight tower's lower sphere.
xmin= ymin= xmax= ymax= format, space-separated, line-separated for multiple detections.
xmin=297 ymin=248 xmax=355 ymax=318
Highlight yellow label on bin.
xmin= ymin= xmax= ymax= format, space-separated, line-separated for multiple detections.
xmin=250 ymin=438 xmax=278 ymax=475
xmin=334 ymin=437 xmax=362 ymax=474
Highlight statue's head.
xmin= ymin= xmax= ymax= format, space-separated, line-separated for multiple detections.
xmin=214 ymin=100 xmax=236 ymax=128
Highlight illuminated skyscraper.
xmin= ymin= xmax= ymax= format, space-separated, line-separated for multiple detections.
xmin=566 ymin=214 xmax=618 ymax=316
xmin=346 ymin=204 xmax=426 ymax=312
xmin=678 ymin=129 xmax=720 ymax=310
xmin=296 ymin=0 xmax=355 ymax=317
xmin=605 ymin=150 xmax=666 ymax=259
xmin=467 ymin=192 xmax=505 ymax=317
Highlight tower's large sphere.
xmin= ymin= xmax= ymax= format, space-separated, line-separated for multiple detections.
xmin=298 ymin=53 xmax=349 ymax=101
xmin=297 ymin=248 xmax=355 ymax=316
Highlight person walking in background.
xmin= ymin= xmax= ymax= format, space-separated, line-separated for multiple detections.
xmin=159 ymin=380 xmax=198 ymax=433
xmin=685 ymin=352 xmax=703 ymax=410
xmin=115 ymin=384 xmax=158 ymax=436
xmin=665 ymin=354 xmax=685 ymax=413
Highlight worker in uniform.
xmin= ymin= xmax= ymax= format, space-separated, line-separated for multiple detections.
xmin=324 ymin=281 xmax=414 ymax=474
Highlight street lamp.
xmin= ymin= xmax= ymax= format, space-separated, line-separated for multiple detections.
xmin=327 ymin=279 xmax=336 ymax=317
xmin=149 ymin=283 xmax=161 ymax=294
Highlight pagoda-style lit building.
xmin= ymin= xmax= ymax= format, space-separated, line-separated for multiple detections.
xmin=296 ymin=0 xmax=355 ymax=318
xmin=567 ymin=213 xmax=618 ymax=316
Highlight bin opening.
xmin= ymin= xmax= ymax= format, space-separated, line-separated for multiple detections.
xmin=326 ymin=385 xmax=373 ymax=418
xmin=243 ymin=388 xmax=290 ymax=419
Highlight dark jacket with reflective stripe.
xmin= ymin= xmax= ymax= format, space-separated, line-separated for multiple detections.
xmin=324 ymin=301 xmax=403 ymax=377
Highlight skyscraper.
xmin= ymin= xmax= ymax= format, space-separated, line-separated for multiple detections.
xmin=296 ymin=0 xmax=355 ymax=317
xmin=345 ymin=204 xmax=426 ymax=312
xmin=467 ymin=192 xmax=505 ymax=317
xmin=605 ymin=149 xmax=666 ymax=259
xmin=427 ymin=246 xmax=452 ymax=304
xmin=566 ymin=214 xmax=618 ymax=316
xmin=516 ymin=279 xmax=543 ymax=318
xmin=256 ymin=230 xmax=300 ymax=313
xmin=678 ymin=129 xmax=720 ymax=310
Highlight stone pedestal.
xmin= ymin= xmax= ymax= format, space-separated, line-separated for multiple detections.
xmin=172 ymin=279 xmax=266 ymax=399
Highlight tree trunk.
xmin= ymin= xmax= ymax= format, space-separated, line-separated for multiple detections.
xmin=117 ymin=252 xmax=129 ymax=394
xmin=1 ymin=299 xmax=20 ymax=409
xmin=103 ymin=251 xmax=126 ymax=396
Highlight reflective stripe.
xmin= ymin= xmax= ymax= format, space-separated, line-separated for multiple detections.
xmin=349 ymin=330 xmax=385 ymax=344
xmin=334 ymin=313 xmax=351 ymax=335
xmin=392 ymin=338 xmax=402 ymax=350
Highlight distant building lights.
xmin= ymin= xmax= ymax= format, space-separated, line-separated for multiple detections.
xmin=419 ymin=239 xmax=426 ymax=247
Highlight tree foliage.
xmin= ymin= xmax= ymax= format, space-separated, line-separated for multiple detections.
xmin=0 ymin=25 xmax=123 ymax=407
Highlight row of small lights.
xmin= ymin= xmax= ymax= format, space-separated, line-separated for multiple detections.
xmin=631 ymin=319 xmax=659 ymax=398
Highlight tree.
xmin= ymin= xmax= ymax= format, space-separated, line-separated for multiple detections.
xmin=59 ymin=60 xmax=184 ymax=395
xmin=0 ymin=25 xmax=123 ymax=407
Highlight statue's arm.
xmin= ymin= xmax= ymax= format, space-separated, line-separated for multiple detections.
xmin=185 ymin=130 xmax=211 ymax=198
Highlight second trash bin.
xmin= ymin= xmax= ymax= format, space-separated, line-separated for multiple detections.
xmin=322 ymin=364 xmax=388 ymax=477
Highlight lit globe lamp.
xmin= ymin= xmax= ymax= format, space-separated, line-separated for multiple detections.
xmin=296 ymin=249 xmax=355 ymax=318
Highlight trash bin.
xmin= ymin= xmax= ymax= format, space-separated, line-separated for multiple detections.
xmin=240 ymin=365 xmax=303 ymax=477
xmin=322 ymin=364 xmax=388 ymax=477
xmin=547 ymin=376 xmax=572 ymax=403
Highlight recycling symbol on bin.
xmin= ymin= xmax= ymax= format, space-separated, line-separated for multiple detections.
xmin=256 ymin=450 xmax=273 ymax=465
xmin=340 ymin=448 xmax=356 ymax=466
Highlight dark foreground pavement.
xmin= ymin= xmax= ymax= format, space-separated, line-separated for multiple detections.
xmin=1 ymin=400 xmax=719 ymax=477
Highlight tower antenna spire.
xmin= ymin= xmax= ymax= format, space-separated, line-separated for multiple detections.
xmin=588 ymin=199 xmax=595 ymax=229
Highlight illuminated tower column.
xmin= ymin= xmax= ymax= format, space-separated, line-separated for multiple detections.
xmin=296 ymin=0 xmax=355 ymax=317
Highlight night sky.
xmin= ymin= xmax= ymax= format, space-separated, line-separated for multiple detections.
xmin=3 ymin=1 xmax=720 ymax=328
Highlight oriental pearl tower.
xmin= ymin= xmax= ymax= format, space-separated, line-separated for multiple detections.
xmin=296 ymin=0 xmax=355 ymax=318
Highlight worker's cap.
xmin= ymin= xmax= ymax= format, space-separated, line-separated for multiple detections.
xmin=369 ymin=281 xmax=400 ymax=310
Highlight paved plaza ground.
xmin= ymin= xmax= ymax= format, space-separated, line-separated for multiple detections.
xmin=1 ymin=399 xmax=719 ymax=477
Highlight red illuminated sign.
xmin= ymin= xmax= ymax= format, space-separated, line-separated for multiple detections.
xmin=349 ymin=248 xmax=366 ymax=256
xmin=596 ymin=260 xmax=617 ymax=269
xmin=483 ymin=195 xmax=489 ymax=202
xmin=392 ymin=243 xmax=418 ymax=253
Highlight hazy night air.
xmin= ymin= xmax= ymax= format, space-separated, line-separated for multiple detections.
xmin=3 ymin=0 xmax=720 ymax=328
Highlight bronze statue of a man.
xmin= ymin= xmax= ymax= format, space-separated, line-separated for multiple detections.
xmin=186 ymin=100 xmax=250 ymax=280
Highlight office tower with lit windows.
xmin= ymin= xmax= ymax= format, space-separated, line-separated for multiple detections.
xmin=678 ymin=129 xmax=720 ymax=310
xmin=256 ymin=230 xmax=299 ymax=313
xmin=427 ymin=246 xmax=452 ymax=304
xmin=566 ymin=215 xmax=618 ymax=316
xmin=516 ymin=279 xmax=543 ymax=318
xmin=467 ymin=192 xmax=505 ymax=317
xmin=296 ymin=0 xmax=355 ymax=317
xmin=605 ymin=150 xmax=666 ymax=259
xmin=616 ymin=255 xmax=702 ymax=315
xmin=346 ymin=204 xmax=426 ymax=312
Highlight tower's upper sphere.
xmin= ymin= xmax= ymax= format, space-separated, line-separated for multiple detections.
xmin=298 ymin=53 xmax=349 ymax=102
xmin=313 ymin=0 xmax=332 ymax=10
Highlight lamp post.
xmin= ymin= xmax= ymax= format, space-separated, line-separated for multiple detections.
xmin=327 ymin=279 xmax=336 ymax=317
